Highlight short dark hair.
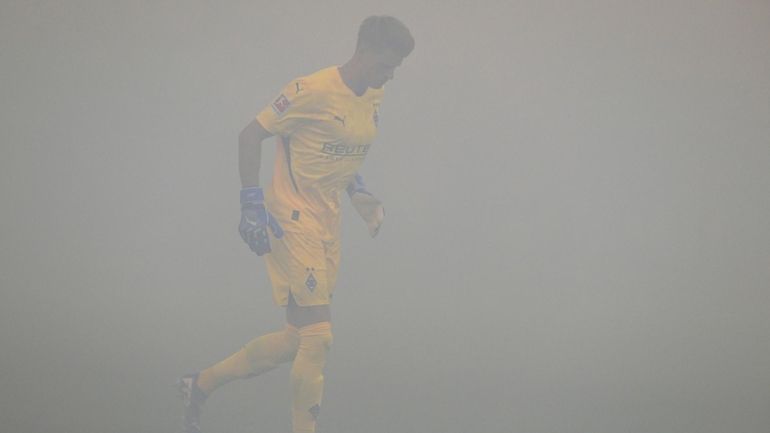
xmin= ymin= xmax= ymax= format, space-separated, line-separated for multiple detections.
xmin=356 ymin=15 xmax=414 ymax=58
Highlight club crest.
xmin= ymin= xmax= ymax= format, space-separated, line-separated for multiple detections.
xmin=305 ymin=268 xmax=317 ymax=292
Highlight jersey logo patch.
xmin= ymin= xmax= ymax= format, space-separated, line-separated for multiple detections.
xmin=272 ymin=94 xmax=290 ymax=115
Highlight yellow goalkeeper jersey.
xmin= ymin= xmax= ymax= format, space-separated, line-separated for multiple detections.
xmin=256 ymin=66 xmax=384 ymax=240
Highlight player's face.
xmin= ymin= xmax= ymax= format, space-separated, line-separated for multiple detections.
xmin=363 ymin=48 xmax=404 ymax=89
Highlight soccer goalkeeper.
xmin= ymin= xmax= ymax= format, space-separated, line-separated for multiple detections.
xmin=178 ymin=15 xmax=414 ymax=433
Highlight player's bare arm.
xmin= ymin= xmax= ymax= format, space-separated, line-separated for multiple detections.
xmin=238 ymin=118 xmax=273 ymax=187
xmin=238 ymin=118 xmax=282 ymax=256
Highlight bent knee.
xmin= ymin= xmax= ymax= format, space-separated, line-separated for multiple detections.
xmin=298 ymin=322 xmax=333 ymax=352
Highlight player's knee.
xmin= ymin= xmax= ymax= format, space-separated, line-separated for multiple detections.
xmin=295 ymin=322 xmax=333 ymax=364
xmin=323 ymin=331 xmax=332 ymax=350
xmin=299 ymin=322 xmax=332 ymax=347
xmin=284 ymin=325 xmax=301 ymax=354
xmin=290 ymin=337 xmax=329 ymax=388
xmin=313 ymin=331 xmax=332 ymax=355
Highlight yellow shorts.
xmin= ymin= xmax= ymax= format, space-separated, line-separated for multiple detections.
xmin=264 ymin=230 xmax=340 ymax=307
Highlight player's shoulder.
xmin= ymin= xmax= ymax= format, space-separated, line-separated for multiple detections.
xmin=288 ymin=66 xmax=340 ymax=97
xmin=269 ymin=67 xmax=337 ymax=114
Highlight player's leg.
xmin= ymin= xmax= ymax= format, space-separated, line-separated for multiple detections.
xmin=290 ymin=315 xmax=333 ymax=433
xmin=178 ymin=326 xmax=300 ymax=433
xmin=187 ymin=237 xmax=304 ymax=399
xmin=177 ymin=231 xmax=306 ymax=433
xmin=285 ymin=237 xmax=339 ymax=433
xmin=196 ymin=325 xmax=300 ymax=395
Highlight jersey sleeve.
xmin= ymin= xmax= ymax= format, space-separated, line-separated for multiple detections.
xmin=256 ymin=78 xmax=321 ymax=136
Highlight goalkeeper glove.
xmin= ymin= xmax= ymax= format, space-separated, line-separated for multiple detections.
xmin=347 ymin=174 xmax=385 ymax=238
xmin=239 ymin=187 xmax=283 ymax=255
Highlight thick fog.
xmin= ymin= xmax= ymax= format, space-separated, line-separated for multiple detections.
xmin=2 ymin=1 xmax=769 ymax=433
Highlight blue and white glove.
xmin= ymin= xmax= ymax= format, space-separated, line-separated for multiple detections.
xmin=347 ymin=174 xmax=385 ymax=238
xmin=239 ymin=187 xmax=283 ymax=255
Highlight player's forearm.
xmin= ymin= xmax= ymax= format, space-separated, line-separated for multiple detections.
xmin=239 ymin=119 xmax=272 ymax=188
xmin=239 ymin=137 xmax=262 ymax=187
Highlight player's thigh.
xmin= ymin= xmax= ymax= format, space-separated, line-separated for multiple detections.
xmin=269 ymin=231 xmax=332 ymax=307
xmin=323 ymin=238 xmax=341 ymax=295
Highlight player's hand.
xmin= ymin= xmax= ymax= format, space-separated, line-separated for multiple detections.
xmin=347 ymin=174 xmax=385 ymax=238
xmin=239 ymin=187 xmax=284 ymax=255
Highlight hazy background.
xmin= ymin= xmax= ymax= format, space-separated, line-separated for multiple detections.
xmin=2 ymin=1 xmax=769 ymax=432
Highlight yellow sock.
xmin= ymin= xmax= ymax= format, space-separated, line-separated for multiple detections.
xmin=291 ymin=322 xmax=333 ymax=433
xmin=197 ymin=325 xmax=299 ymax=396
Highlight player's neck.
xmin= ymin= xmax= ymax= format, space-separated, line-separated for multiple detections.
xmin=338 ymin=62 xmax=367 ymax=97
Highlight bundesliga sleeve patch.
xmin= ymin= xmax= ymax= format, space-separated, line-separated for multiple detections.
xmin=271 ymin=94 xmax=291 ymax=115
